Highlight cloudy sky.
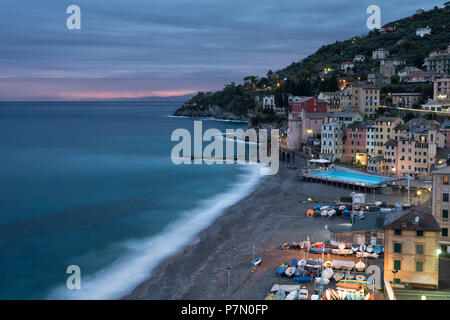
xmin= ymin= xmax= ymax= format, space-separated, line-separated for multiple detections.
xmin=0 ymin=0 xmax=444 ymax=100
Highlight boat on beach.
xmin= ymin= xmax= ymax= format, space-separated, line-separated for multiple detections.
xmin=294 ymin=276 xmax=313 ymax=283
xmin=251 ymin=257 xmax=261 ymax=266
xmin=333 ymin=272 xmax=344 ymax=281
xmin=355 ymin=260 xmax=365 ymax=272
xmin=285 ymin=266 xmax=296 ymax=277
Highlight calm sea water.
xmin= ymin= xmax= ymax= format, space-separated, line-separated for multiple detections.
xmin=0 ymin=101 xmax=261 ymax=299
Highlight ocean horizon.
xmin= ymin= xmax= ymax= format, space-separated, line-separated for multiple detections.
xmin=0 ymin=101 xmax=261 ymax=299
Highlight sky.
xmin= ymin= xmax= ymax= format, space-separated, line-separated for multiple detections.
xmin=0 ymin=0 xmax=445 ymax=100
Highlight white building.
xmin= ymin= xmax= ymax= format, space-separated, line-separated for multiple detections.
xmin=372 ymin=48 xmax=389 ymax=60
xmin=321 ymin=122 xmax=343 ymax=161
xmin=366 ymin=122 xmax=375 ymax=157
xmin=341 ymin=61 xmax=354 ymax=72
xmin=416 ymin=27 xmax=432 ymax=37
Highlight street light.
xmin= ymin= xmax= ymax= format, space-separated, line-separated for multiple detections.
xmin=392 ymin=269 xmax=398 ymax=289
xmin=436 ymin=248 xmax=442 ymax=256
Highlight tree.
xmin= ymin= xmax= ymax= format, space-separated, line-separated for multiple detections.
xmin=391 ymin=74 xmax=400 ymax=84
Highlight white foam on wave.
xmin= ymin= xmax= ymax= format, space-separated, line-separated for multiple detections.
xmin=47 ymin=164 xmax=263 ymax=300
xmin=168 ymin=115 xmax=248 ymax=123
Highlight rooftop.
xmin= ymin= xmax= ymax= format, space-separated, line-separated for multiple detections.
xmin=383 ymin=209 xmax=441 ymax=232
xmin=329 ymin=211 xmax=386 ymax=233
xmin=432 ymin=165 xmax=450 ymax=174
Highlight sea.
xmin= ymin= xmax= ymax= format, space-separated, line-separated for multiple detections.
xmin=0 ymin=101 xmax=262 ymax=299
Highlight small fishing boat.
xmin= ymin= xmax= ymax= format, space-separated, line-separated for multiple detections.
xmin=285 ymin=266 xmax=296 ymax=277
xmin=294 ymin=267 xmax=305 ymax=277
xmin=314 ymin=210 xmax=321 ymax=216
xmin=320 ymin=206 xmax=331 ymax=211
xmin=315 ymin=277 xmax=329 ymax=285
xmin=305 ymin=209 xmax=314 ymax=216
xmin=298 ymin=259 xmax=307 ymax=267
xmin=294 ymin=276 xmax=313 ymax=283
xmin=310 ymin=294 xmax=319 ymax=300
xmin=333 ymin=260 xmax=355 ymax=270
xmin=333 ymin=272 xmax=344 ymax=281
xmin=336 ymin=282 xmax=364 ymax=290
xmin=273 ymin=289 xmax=286 ymax=300
xmin=321 ymin=210 xmax=328 ymax=217
xmin=310 ymin=247 xmax=331 ymax=254
xmin=368 ymin=252 xmax=379 ymax=259
xmin=251 ymin=257 xmax=261 ymax=266
xmin=265 ymin=293 xmax=274 ymax=300
xmin=325 ymin=289 xmax=332 ymax=300
xmin=281 ymin=243 xmax=289 ymax=250
xmin=355 ymin=275 xmax=366 ymax=281
xmin=330 ymin=288 xmax=340 ymax=300
xmin=366 ymin=245 xmax=374 ymax=253
xmin=298 ymin=287 xmax=309 ymax=300
xmin=323 ymin=260 xmax=334 ymax=268
xmin=289 ymin=258 xmax=298 ymax=267
xmin=346 ymin=273 xmax=355 ymax=280
xmin=314 ymin=205 xmax=322 ymax=209
xmin=343 ymin=209 xmax=351 ymax=216
xmin=327 ymin=209 xmax=336 ymax=217
xmin=355 ymin=260 xmax=365 ymax=272
xmin=305 ymin=259 xmax=322 ymax=271
xmin=276 ymin=266 xmax=287 ymax=276
xmin=374 ymin=245 xmax=382 ymax=254
xmin=285 ymin=290 xmax=298 ymax=300
xmin=351 ymin=245 xmax=359 ymax=253
xmin=323 ymin=267 xmax=334 ymax=279
xmin=339 ymin=205 xmax=346 ymax=211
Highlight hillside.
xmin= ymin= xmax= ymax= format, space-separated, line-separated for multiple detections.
xmin=173 ymin=5 xmax=450 ymax=121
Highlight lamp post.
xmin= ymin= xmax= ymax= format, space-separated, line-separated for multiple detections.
xmin=392 ymin=269 xmax=398 ymax=289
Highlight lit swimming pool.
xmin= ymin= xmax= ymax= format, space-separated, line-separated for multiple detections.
xmin=307 ymin=170 xmax=393 ymax=186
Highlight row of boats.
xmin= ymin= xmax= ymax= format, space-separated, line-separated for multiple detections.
xmin=305 ymin=205 xmax=352 ymax=217
xmin=281 ymin=241 xmax=384 ymax=259
xmin=276 ymin=258 xmax=374 ymax=284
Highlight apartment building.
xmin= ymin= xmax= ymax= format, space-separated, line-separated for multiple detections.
xmin=374 ymin=117 xmax=403 ymax=157
xmin=366 ymin=121 xmax=375 ymax=156
xmin=391 ymin=93 xmax=422 ymax=108
xmin=341 ymin=122 xmax=367 ymax=164
xmin=384 ymin=210 xmax=440 ymax=288
xmin=340 ymin=82 xmax=381 ymax=116
xmin=431 ymin=166 xmax=450 ymax=253
xmin=433 ymin=75 xmax=450 ymax=103
xmin=321 ymin=122 xmax=343 ymax=161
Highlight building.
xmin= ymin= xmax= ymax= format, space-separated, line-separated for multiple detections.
xmin=384 ymin=139 xmax=398 ymax=174
xmin=372 ymin=48 xmax=389 ymax=60
xmin=328 ymin=111 xmax=363 ymax=126
xmin=384 ymin=209 xmax=441 ymax=288
xmin=426 ymin=44 xmax=450 ymax=73
xmin=292 ymin=97 xmax=328 ymax=117
xmin=341 ymin=122 xmax=367 ymax=164
xmin=421 ymin=100 xmax=450 ymax=113
xmin=367 ymin=73 xmax=384 ymax=88
xmin=367 ymin=156 xmax=385 ymax=174
xmin=318 ymin=92 xmax=340 ymax=112
xmin=339 ymin=82 xmax=381 ymax=115
xmin=416 ymin=27 xmax=432 ymax=37
xmin=341 ymin=61 xmax=354 ymax=72
xmin=431 ymin=166 xmax=450 ymax=253
xmin=287 ymin=95 xmax=305 ymax=106
xmin=433 ymin=75 xmax=450 ymax=103
xmin=398 ymin=66 xmax=422 ymax=79
xmin=403 ymin=71 xmax=445 ymax=83
xmin=391 ymin=93 xmax=422 ymax=108
xmin=353 ymin=55 xmax=366 ymax=63
xmin=321 ymin=122 xmax=343 ymax=161
xmin=366 ymin=121 xmax=375 ymax=156
xmin=440 ymin=120 xmax=450 ymax=149
xmin=374 ymin=117 xmax=403 ymax=157
xmin=380 ymin=60 xmax=396 ymax=83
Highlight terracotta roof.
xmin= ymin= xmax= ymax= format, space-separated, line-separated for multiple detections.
xmin=385 ymin=139 xmax=398 ymax=147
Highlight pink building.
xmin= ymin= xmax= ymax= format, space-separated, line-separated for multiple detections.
xmin=287 ymin=112 xmax=329 ymax=150
xmin=341 ymin=122 xmax=367 ymax=163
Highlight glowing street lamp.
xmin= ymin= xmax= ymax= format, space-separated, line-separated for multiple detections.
xmin=436 ymin=248 xmax=442 ymax=256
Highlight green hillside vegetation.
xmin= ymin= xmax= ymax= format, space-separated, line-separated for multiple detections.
xmin=175 ymin=5 xmax=450 ymax=120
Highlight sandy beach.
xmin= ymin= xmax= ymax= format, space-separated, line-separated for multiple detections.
xmin=123 ymin=164 xmax=422 ymax=300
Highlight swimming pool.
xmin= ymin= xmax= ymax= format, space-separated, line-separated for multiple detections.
xmin=307 ymin=170 xmax=393 ymax=186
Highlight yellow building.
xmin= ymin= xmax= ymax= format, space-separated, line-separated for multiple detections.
xmin=384 ymin=210 xmax=441 ymax=288
xmin=431 ymin=166 xmax=450 ymax=253
xmin=374 ymin=117 xmax=403 ymax=156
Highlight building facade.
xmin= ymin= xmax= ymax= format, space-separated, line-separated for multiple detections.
xmin=292 ymin=97 xmax=328 ymax=117
xmin=384 ymin=210 xmax=441 ymax=288
xmin=374 ymin=117 xmax=403 ymax=157
xmin=341 ymin=122 xmax=367 ymax=164
xmin=391 ymin=93 xmax=422 ymax=108
xmin=431 ymin=166 xmax=450 ymax=253
xmin=321 ymin=122 xmax=343 ymax=161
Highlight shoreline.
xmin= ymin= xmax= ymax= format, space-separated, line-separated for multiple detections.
xmin=123 ymin=164 xmax=414 ymax=300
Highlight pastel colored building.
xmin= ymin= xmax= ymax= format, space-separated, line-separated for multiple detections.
xmin=339 ymin=82 xmax=381 ymax=116
xmin=391 ymin=93 xmax=422 ymax=108
xmin=321 ymin=122 xmax=343 ymax=161
xmin=431 ymin=166 xmax=450 ymax=253
xmin=374 ymin=117 xmax=403 ymax=157
xmin=433 ymin=75 xmax=450 ymax=103
xmin=341 ymin=122 xmax=367 ymax=164
xmin=384 ymin=210 xmax=440 ymax=289
xmin=292 ymin=97 xmax=328 ymax=117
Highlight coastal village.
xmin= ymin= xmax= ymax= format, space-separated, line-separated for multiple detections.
xmin=254 ymin=23 xmax=450 ymax=300
xmin=169 ymin=6 xmax=450 ymax=301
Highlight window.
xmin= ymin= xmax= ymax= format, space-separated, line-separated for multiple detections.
xmin=417 ymin=230 xmax=424 ymax=237
xmin=416 ymin=244 xmax=424 ymax=255
xmin=444 ymin=176 xmax=449 ymax=185
xmin=394 ymin=260 xmax=401 ymax=270
xmin=443 ymin=210 xmax=448 ymax=219
xmin=444 ymin=193 xmax=449 ymax=202
xmin=416 ymin=262 xmax=423 ymax=272
xmin=394 ymin=229 xmax=402 ymax=235
xmin=443 ymin=228 xmax=449 ymax=237
xmin=394 ymin=243 xmax=402 ymax=253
